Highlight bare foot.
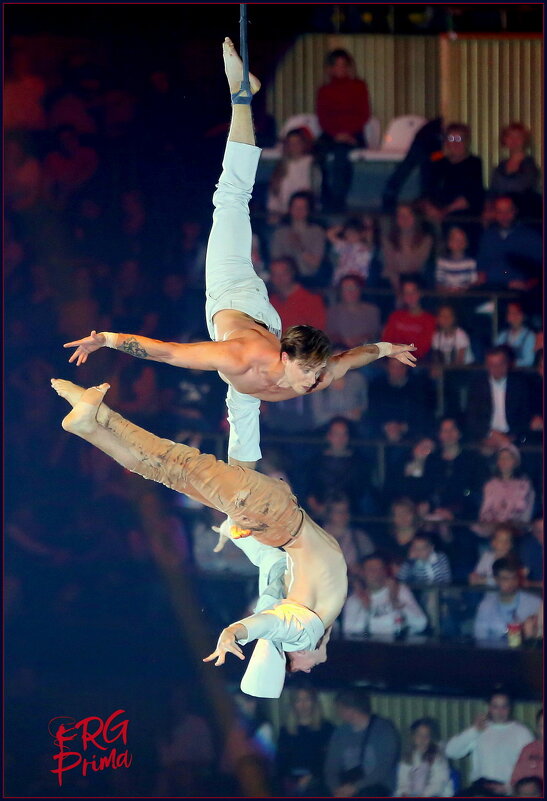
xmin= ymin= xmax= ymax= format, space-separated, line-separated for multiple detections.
xmin=222 ymin=37 xmax=260 ymax=97
xmin=61 ymin=383 xmax=110 ymax=434
xmin=51 ymin=378 xmax=86 ymax=407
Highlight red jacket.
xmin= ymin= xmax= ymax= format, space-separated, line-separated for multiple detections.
xmin=316 ymin=77 xmax=370 ymax=138
xmin=382 ymin=309 xmax=437 ymax=359
xmin=270 ymin=285 xmax=327 ymax=332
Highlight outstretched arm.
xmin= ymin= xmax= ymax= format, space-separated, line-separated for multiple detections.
xmin=321 ymin=342 xmax=417 ymax=383
xmin=64 ymin=330 xmax=248 ymax=374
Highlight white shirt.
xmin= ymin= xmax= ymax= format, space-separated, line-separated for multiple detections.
xmin=342 ymin=584 xmax=427 ymax=636
xmin=489 ymin=376 xmax=509 ymax=433
xmin=432 ymin=328 xmax=473 ymax=364
xmin=445 ymin=721 xmax=534 ymax=789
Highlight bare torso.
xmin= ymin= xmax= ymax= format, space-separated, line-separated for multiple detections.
xmin=213 ymin=309 xmax=331 ymax=400
xmin=282 ymin=512 xmax=348 ymax=628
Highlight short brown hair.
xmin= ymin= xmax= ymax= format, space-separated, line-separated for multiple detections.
xmin=280 ymin=325 xmax=331 ymax=367
xmin=500 ymin=121 xmax=531 ymax=148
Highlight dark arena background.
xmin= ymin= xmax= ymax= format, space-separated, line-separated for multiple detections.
xmin=4 ymin=3 xmax=543 ymax=798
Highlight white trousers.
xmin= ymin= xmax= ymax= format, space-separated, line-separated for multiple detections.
xmin=205 ymin=141 xmax=282 ymax=462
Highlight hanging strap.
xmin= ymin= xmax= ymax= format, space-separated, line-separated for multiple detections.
xmin=232 ymin=4 xmax=253 ymax=104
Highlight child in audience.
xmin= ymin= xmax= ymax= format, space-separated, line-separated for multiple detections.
xmin=431 ymin=305 xmax=474 ymax=366
xmin=496 ymin=301 xmax=536 ymax=367
xmin=328 ymin=218 xmax=374 ymax=284
xmin=469 ymin=523 xmax=518 ymax=586
xmin=435 ymin=226 xmax=478 ymax=290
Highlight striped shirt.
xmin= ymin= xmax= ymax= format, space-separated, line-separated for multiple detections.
xmin=398 ymin=551 xmax=452 ymax=585
xmin=436 ymin=256 xmax=478 ymax=289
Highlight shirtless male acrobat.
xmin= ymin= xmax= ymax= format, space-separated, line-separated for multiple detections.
xmin=63 ymin=38 xmax=417 ymax=470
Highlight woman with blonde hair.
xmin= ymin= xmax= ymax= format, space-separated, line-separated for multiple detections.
xmin=489 ymin=122 xmax=540 ymax=215
xmin=276 ymin=684 xmax=333 ymax=796
xmin=267 ymin=128 xmax=321 ymax=224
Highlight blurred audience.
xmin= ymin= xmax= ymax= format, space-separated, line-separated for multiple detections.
xmin=510 ymin=708 xmax=543 ymax=790
xmin=469 ymin=523 xmax=518 ymax=587
xmin=473 ymin=557 xmax=541 ymax=641
xmin=495 ymin=301 xmax=536 ymax=367
xmin=326 ymin=275 xmax=381 ymax=348
xmin=394 ymin=717 xmax=453 ymax=797
xmin=398 ymin=533 xmax=452 ymax=586
xmin=267 ymin=128 xmax=320 ymax=223
xmin=268 ymin=256 xmax=327 ymax=331
xmin=435 ymin=225 xmax=478 ymax=290
xmin=382 ymin=277 xmax=437 ymax=361
xmin=487 ymin=122 xmax=541 ymax=219
xmin=269 ymin=192 xmax=327 ymax=286
xmin=381 ymin=203 xmax=434 ymax=291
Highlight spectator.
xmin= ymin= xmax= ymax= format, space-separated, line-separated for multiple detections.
xmin=368 ymin=356 xmax=436 ymax=439
xmin=382 ymin=277 xmax=437 ymax=360
xmin=267 ymin=128 xmax=321 ymax=223
xmin=342 ymin=553 xmax=428 ymax=636
xmin=43 ymin=125 xmax=99 ymax=210
xmin=315 ymin=49 xmax=370 ymax=213
xmin=397 ymin=437 xmax=437 ymax=504
xmin=423 ymin=416 xmax=488 ymax=519
xmin=495 ymin=301 xmax=536 ymax=367
xmin=469 ymin=523 xmax=518 ymax=586
xmin=476 ymin=445 xmax=535 ymax=536
xmin=306 ymin=417 xmax=371 ymax=516
xmin=465 ymin=345 xmax=532 ymax=443
xmin=326 ymin=275 xmax=381 ymax=348
xmin=398 ymin=533 xmax=452 ymax=586
xmin=476 ymin=196 xmax=542 ymax=291
xmin=276 ymin=684 xmax=333 ymax=796
xmin=421 ymin=122 xmax=484 ymax=224
xmin=473 ymin=557 xmax=541 ymax=641
xmin=381 ymin=204 xmax=434 ymax=291
xmin=382 ymin=117 xmax=444 ymax=213
xmin=511 ymin=708 xmax=543 ymax=789
xmin=325 ymin=688 xmax=400 ymax=796
xmin=431 ymin=304 xmax=474 ymax=366
xmin=435 ymin=225 xmax=478 ymax=291
xmin=445 ymin=690 xmax=534 ymax=794
xmin=514 ymin=777 xmax=543 ymax=797
xmin=310 ymin=346 xmax=368 ymax=428
xmin=328 ymin=218 xmax=375 ymax=285
xmin=322 ymin=492 xmax=375 ymax=573
xmin=518 ymin=518 xmax=543 ymax=583
xmin=488 ymin=122 xmax=541 ymax=219
xmin=394 ymin=717 xmax=453 ymax=797
xmin=268 ymin=256 xmax=327 ymax=332
xmin=383 ymin=497 xmax=427 ymax=566
xmin=269 ymin=192 xmax=327 ymax=285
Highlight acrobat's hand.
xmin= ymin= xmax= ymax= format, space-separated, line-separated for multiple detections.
xmin=64 ymin=330 xmax=106 ymax=366
xmin=203 ymin=625 xmax=246 ymax=666
xmin=388 ymin=343 xmax=418 ymax=367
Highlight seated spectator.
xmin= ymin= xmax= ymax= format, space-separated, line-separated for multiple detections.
xmin=518 ymin=518 xmax=543 ymax=583
xmin=488 ymin=122 xmax=541 ymax=219
xmin=322 ymin=492 xmax=375 ymax=573
xmin=469 ymin=523 xmax=518 ymax=587
xmin=342 ymin=552 xmax=428 ymax=636
xmin=476 ymin=445 xmax=535 ymax=537
xmin=383 ymin=497 xmax=437 ymax=572
xmin=4 ymin=134 xmax=42 ymax=213
xmin=476 ymin=196 xmax=542 ymax=291
xmin=306 ymin=417 xmax=371 ymax=516
xmin=269 ymin=192 xmax=327 ymax=285
xmin=446 ymin=689 xmax=534 ymax=795
xmin=267 ymin=128 xmax=321 ymax=224
xmin=326 ymin=275 xmax=381 ymax=348
xmin=514 ymin=777 xmax=543 ymax=797
xmin=325 ymin=688 xmax=400 ymax=796
xmin=431 ymin=305 xmax=474 ymax=367
xmin=510 ymin=708 xmax=543 ymax=790
xmin=421 ymin=122 xmax=484 ymax=225
xmin=268 ymin=256 xmax=326 ymax=331
xmin=276 ymin=684 xmax=333 ymax=796
xmin=398 ymin=533 xmax=452 ymax=586
xmin=394 ymin=717 xmax=453 ymax=797
xmin=435 ymin=225 xmax=478 ymax=291
xmin=397 ymin=437 xmax=437 ymax=504
xmin=465 ymin=345 xmax=532 ymax=444
xmin=495 ymin=301 xmax=536 ymax=367
xmin=315 ymin=49 xmax=370 ymax=213
xmin=423 ymin=417 xmax=488 ymax=519
xmin=310 ymin=346 xmax=368 ymax=428
xmin=368 ymin=357 xmax=436 ymax=439
xmin=381 ymin=203 xmax=434 ymax=291
xmin=382 ymin=277 xmax=437 ymax=360
xmin=359 ymin=213 xmax=383 ymax=286
xmin=328 ymin=218 xmax=375 ymax=285
xmin=43 ymin=125 xmax=99 ymax=209
xmin=473 ymin=557 xmax=541 ymax=641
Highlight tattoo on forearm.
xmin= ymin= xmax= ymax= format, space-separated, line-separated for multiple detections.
xmin=119 ymin=337 xmax=149 ymax=359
